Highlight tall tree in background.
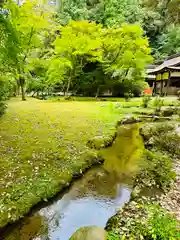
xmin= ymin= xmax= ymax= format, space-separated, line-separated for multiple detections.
xmin=51 ymin=21 xmax=102 ymax=95
xmin=0 ymin=3 xmax=19 ymax=69
xmin=56 ymin=0 xmax=104 ymax=25
xmin=56 ymin=0 xmax=144 ymax=26
xmin=143 ymin=0 xmax=180 ymax=24
xmin=142 ymin=0 xmax=180 ymax=58
xmin=4 ymin=0 xmax=54 ymax=100
xmin=156 ymin=25 xmax=180 ymax=58
xmin=51 ymin=21 xmax=152 ymax=96
xmin=103 ymin=0 xmax=144 ymax=27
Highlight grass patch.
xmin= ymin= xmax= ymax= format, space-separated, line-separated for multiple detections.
xmin=0 ymin=96 xmax=176 ymax=227
xmin=1 ymin=97 xmax=143 ymax=227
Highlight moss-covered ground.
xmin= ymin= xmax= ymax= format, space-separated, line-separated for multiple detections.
xmin=0 ymin=95 xmax=178 ymax=229
xmin=0 ymin=97 xmax=151 ymax=228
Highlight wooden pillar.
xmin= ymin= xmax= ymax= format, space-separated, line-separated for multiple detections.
xmin=165 ymin=71 xmax=171 ymax=96
xmin=152 ymin=78 xmax=157 ymax=96
xmin=160 ymin=80 xmax=163 ymax=96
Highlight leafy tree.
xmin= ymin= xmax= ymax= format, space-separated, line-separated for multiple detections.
xmin=52 ymin=21 xmax=152 ymax=96
xmin=26 ymin=58 xmax=54 ymax=97
xmin=0 ymin=8 xmax=19 ymax=69
xmin=143 ymin=0 xmax=180 ymax=25
xmin=155 ymin=24 xmax=180 ymax=58
xmin=101 ymin=24 xmax=152 ymax=89
xmin=103 ymin=0 xmax=144 ymax=27
xmin=56 ymin=0 xmax=104 ymax=25
xmin=52 ymin=21 xmax=102 ymax=95
xmin=57 ymin=0 xmax=144 ymax=27
xmin=4 ymin=0 xmax=54 ymax=100
xmin=142 ymin=0 xmax=180 ymax=57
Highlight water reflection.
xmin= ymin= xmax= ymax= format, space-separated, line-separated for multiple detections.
xmin=35 ymin=168 xmax=131 ymax=240
xmin=3 ymin=124 xmax=143 ymax=240
xmin=102 ymin=124 xmax=143 ymax=177
xmin=3 ymin=214 xmax=49 ymax=240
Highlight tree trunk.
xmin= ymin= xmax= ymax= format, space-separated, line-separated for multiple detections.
xmin=95 ymin=86 xmax=100 ymax=98
xmin=19 ymin=75 xmax=26 ymax=101
xmin=16 ymin=79 xmax=20 ymax=96
xmin=65 ymin=77 xmax=71 ymax=96
xmin=21 ymin=84 xmax=26 ymax=101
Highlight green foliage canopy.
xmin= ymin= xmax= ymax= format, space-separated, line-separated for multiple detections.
xmin=51 ymin=20 xmax=152 ymax=95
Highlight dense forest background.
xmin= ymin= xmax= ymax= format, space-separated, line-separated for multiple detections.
xmin=56 ymin=0 xmax=180 ymax=59
xmin=0 ymin=0 xmax=180 ymax=102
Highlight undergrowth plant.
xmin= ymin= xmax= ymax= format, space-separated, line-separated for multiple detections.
xmin=153 ymin=96 xmax=164 ymax=114
xmin=148 ymin=204 xmax=180 ymax=240
xmin=106 ymin=201 xmax=180 ymax=240
xmin=108 ymin=232 xmax=122 ymax=240
xmin=134 ymin=149 xmax=176 ymax=191
xmin=142 ymin=95 xmax=151 ymax=108
xmin=124 ymin=91 xmax=134 ymax=102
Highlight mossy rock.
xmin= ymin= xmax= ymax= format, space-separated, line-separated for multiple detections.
xmin=162 ymin=108 xmax=178 ymax=117
xmin=70 ymin=226 xmax=108 ymax=240
xmin=117 ymin=116 xmax=141 ymax=126
xmin=87 ymin=135 xmax=115 ymax=150
xmin=140 ymin=122 xmax=175 ymax=141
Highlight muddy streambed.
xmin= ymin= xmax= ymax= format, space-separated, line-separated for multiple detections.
xmin=2 ymin=124 xmax=143 ymax=240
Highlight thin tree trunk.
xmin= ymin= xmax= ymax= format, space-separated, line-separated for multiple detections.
xmin=17 ymin=85 xmax=20 ymax=96
xmin=21 ymin=84 xmax=26 ymax=101
xmin=65 ymin=77 xmax=71 ymax=96
xmin=95 ymin=86 xmax=100 ymax=98
xmin=19 ymin=75 xmax=26 ymax=101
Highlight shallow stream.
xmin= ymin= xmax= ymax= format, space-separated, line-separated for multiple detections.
xmin=2 ymin=124 xmax=143 ymax=240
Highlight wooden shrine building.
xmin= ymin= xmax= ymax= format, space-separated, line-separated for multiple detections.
xmin=147 ymin=53 xmax=180 ymax=95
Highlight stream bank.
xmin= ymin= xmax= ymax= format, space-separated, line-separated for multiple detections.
xmin=1 ymin=124 xmax=143 ymax=240
xmin=106 ymin=121 xmax=180 ymax=239
xmin=3 ymin=118 xmax=179 ymax=240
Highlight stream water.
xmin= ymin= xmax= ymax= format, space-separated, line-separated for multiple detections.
xmin=2 ymin=124 xmax=143 ymax=240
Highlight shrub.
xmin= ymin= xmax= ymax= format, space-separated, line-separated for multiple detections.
xmin=162 ymin=107 xmax=178 ymax=117
xmin=124 ymin=91 xmax=134 ymax=102
xmin=154 ymin=132 xmax=180 ymax=156
xmin=108 ymin=232 xmax=121 ymax=240
xmin=142 ymin=95 xmax=151 ymax=108
xmin=106 ymin=200 xmax=149 ymax=239
xmin=148 ymin=204 xmax=180 ymax=239
xmin=0 ymin=102 xmax=6 ymax=117
xmin=140 ymin=122 xmax=175 ymax=143
xmin=141 ymin=122 xmax=180 ymax=156
xmin=135 ymin=150 xmax=176 ymax=191
xmin=64 ymin=96 xmax=72 ymax=100
xmin=153 ymin=96 xmax=164 ymax=114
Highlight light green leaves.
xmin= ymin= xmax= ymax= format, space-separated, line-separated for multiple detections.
xmin=52 ymin=20 xmax=152 ymax=91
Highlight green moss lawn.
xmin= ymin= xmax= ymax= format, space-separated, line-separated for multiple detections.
xmin=0 ymin=96 xmax=176 ymax=228
xmin=0 ymin=98 xmax=123 ymax=227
